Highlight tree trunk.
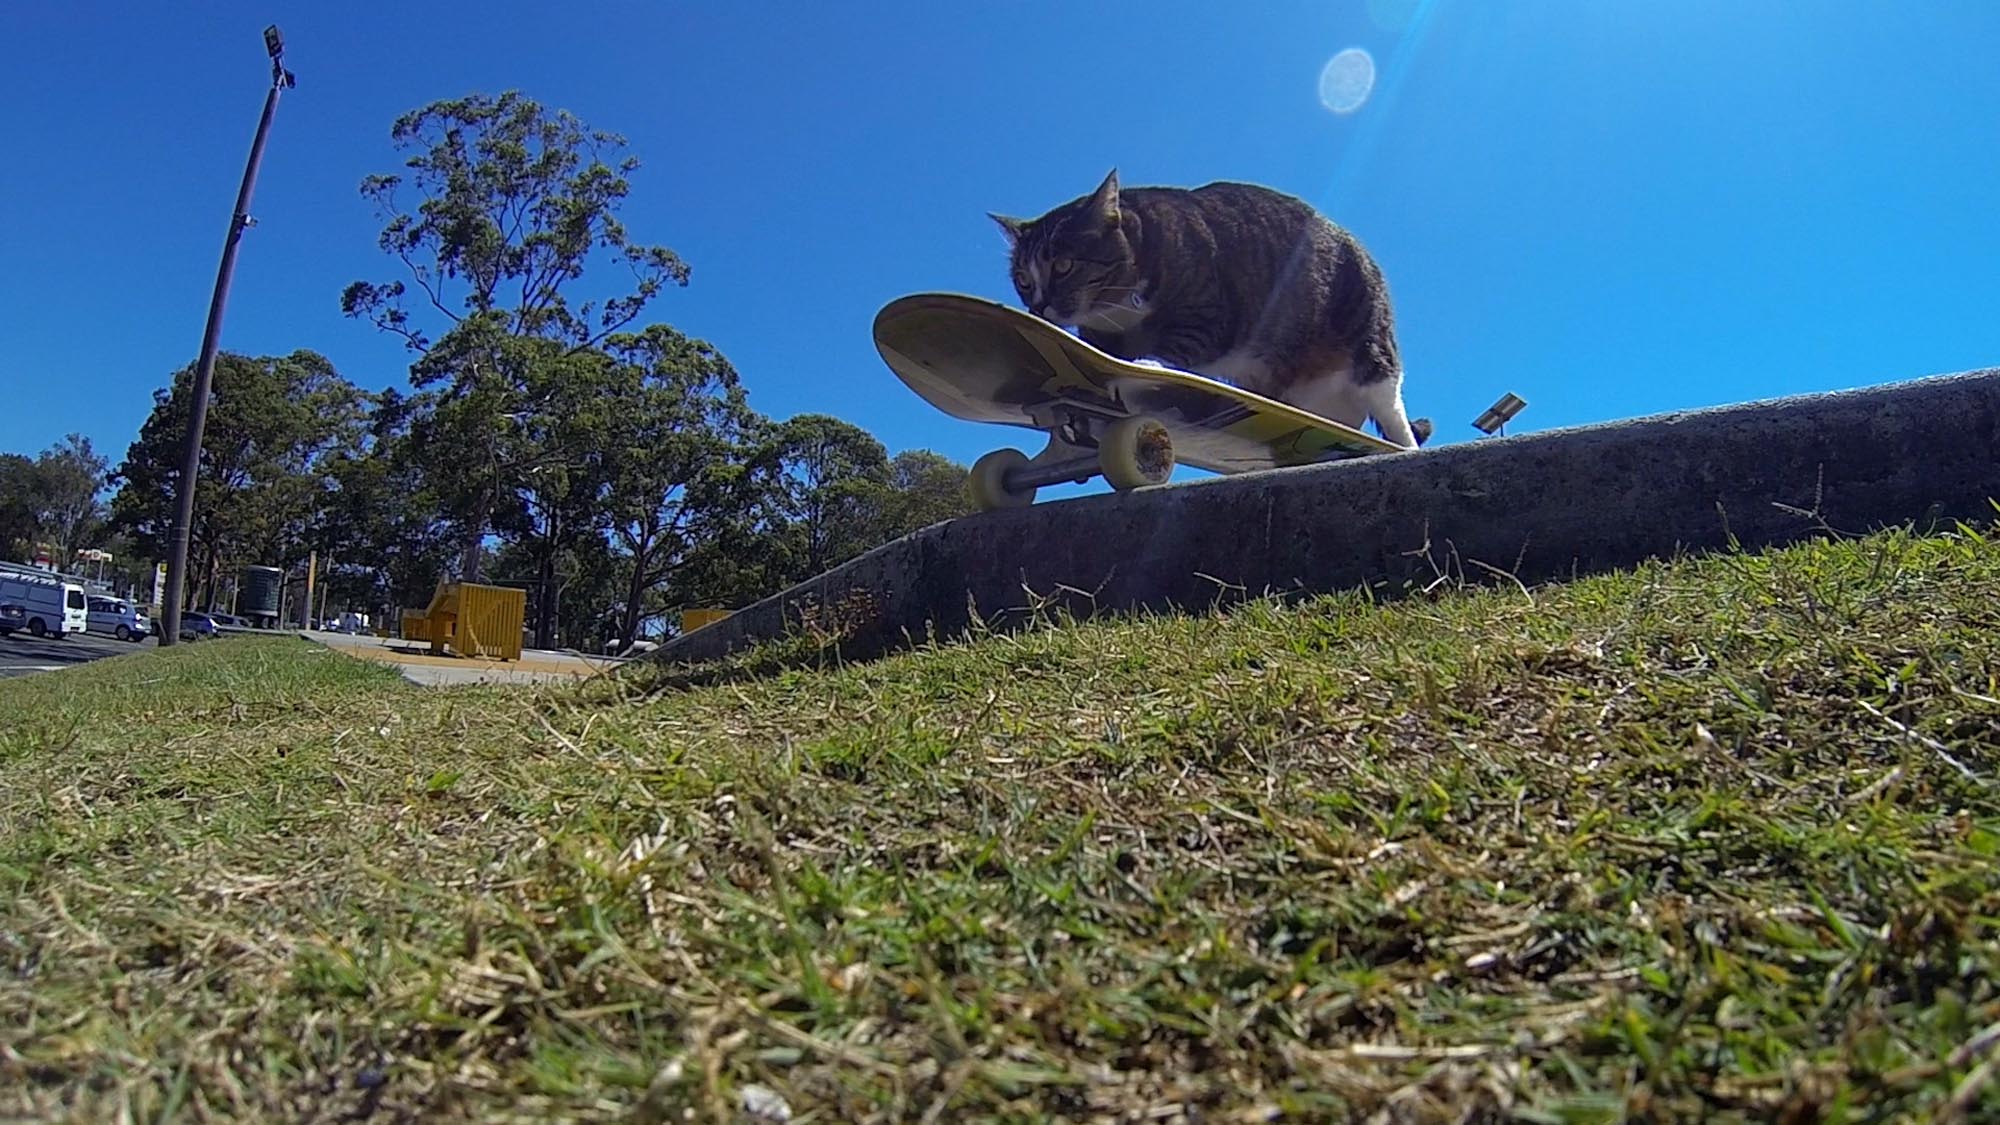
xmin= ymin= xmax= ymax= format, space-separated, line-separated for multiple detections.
xmin=458 ymin=485 xmax=493 ymax=582
xmin=458 ymin=532 xmax=482 ymax=582
xmin=618 ymin=528 xmax=652 ymax=652
xmin=535 ymin=547 xmax=557 ymax=650
xmin=201 ymin=543 xmax=220 ymax=612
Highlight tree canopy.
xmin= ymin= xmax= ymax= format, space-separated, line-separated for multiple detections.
xmin=0 ymin=438 xmax=111 ymax=565
xmin=341 ymin=90 xmax=700 ymax=584
xmin=109 ymin=350 xmax=368 ymax=609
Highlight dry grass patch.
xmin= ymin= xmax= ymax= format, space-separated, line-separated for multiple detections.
xmin=3 ymin=523 xmax=1998 ymax=1122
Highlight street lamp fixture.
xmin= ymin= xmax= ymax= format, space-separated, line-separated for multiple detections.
xmin=1472 ymin=392 xmax=1528 ymax=436
xmin=264 ymin=25 xmax=297 ymax=88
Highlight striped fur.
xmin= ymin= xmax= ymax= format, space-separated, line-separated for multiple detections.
xmin=991 ymin=170 xmax=1429 ymax=448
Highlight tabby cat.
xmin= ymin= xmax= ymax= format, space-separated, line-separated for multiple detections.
xmin=990 ymin=169 xmax=1429 ymax=448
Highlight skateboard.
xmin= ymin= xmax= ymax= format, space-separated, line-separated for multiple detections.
xmin=872 ymin=291 xmax=1409 ymax=511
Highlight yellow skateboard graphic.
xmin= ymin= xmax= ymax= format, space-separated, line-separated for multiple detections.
xmin=872 ymin=292 xmax=1410 ymax=510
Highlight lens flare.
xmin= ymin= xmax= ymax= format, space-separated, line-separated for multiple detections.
xmin=1318 ymin=48 xmax=1376 ymax=115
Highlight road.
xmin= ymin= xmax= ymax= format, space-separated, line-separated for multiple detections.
xmin=0 ymin=629 xmax=156 ymax=680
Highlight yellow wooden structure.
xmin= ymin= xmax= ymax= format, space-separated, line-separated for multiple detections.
xmin=400 ymin=609 xmax=433 ymax=642
xmin=401 ymin=581 xmax=526 ymax=661
xmin=681 ymin=608 xmax=733 ymax=634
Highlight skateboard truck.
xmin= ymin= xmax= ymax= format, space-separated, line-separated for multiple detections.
xmin=968 ymin=403 xmax=1176 ymax=510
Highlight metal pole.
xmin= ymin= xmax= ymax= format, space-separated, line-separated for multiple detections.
xmin=318 ymin=554 xmax=332 ymax=627
xmin=161 ymin=31 xmax=293 ymax=647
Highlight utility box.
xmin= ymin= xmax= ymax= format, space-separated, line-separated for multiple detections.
xmin=681 ymin=608 xmax=733 ymax=634
xmin=238 ymin=565 xmax=282 ymax=626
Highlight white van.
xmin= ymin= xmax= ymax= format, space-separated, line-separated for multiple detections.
xmin=85 ymin=594 xmax=150 ymax=641
xmin=0 ymin=575 xmax=89 ymax=639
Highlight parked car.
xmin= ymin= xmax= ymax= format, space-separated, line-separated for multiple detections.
xmin=205 ymin=611 xmax=249 ymax=629
xmin=0 ymin=601 xmax=25 ymax=637
xmin=149 ymin=611 xmax=219 ymax=641
xmin=85 ymin=595 xmax=150 ymax=641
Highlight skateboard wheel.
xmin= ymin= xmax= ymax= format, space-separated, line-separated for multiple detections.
xmin=1099 ymin=416 xmax=1174 ymax=490
xmin=968 ymin=448 xmax=1036 ymax=511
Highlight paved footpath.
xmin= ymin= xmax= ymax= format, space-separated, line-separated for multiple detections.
xmin=300 ymin=630 xmax=627 ymax=687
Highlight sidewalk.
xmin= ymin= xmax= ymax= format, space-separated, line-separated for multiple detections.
xmin=301 ymin=629 xmax=626 ymax=686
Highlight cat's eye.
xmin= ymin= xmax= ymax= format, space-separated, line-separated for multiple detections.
xmin=1052 ymin=257 xmax=1073 ymax=275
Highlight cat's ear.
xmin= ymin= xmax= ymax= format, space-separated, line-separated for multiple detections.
xmin=1089 ymin=168 xmax=1121 ymax=226
xmin=988 ymin=212 xmax=1027 ymax=247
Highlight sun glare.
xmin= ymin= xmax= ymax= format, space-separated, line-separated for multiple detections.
xmin=1318 ymin=47 xmax=1377 ymax=115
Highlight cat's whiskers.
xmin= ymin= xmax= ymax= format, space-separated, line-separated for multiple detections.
xmin=1085 ymin=285 xmax=1147 ymax=313
xmin=1090 ymin=283 xmax=1143 ymax=300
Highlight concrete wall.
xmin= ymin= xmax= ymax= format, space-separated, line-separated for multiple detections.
xmin=654 ymin=367 xmax=2000 ymax=668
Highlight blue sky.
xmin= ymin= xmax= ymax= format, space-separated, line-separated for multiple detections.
xmin=3 ymin=1 xmax=1997 ymax=505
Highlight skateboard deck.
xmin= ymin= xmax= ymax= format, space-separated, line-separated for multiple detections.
xmin=872 ymin=292 xmax=1404 ymax=508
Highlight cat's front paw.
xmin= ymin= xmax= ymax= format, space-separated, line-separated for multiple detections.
xmin=1128 ymin=357 xmax=1169 ymax=369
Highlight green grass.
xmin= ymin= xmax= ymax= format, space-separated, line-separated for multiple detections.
xmin=3 ymin=523 xmax=1998 ymax=1123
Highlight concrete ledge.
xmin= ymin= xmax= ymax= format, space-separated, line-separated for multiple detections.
xmin=655 ymin=367 xmax=2000 ymax=667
